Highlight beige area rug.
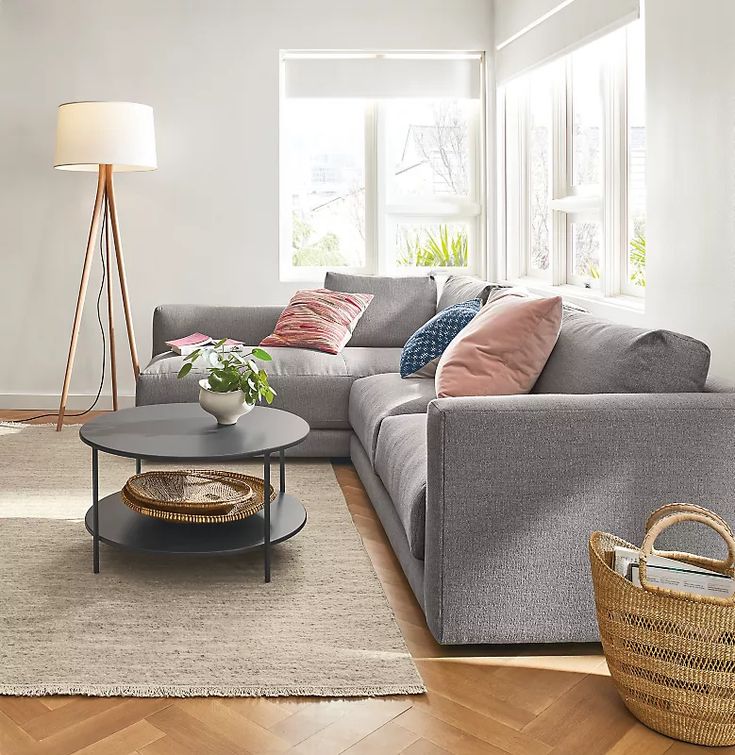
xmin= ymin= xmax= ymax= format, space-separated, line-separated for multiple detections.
xmin=0 ymin=422 xmax=424 ymax=697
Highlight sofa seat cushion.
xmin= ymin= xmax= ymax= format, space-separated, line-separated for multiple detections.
xmin=350 ymin=373 xmax=437 ymax=464
xmin=533 ymin=310 xmax=712 ymax=394
xmin=137 ymin=346 xmax=402 ymax=430
xmin=342 ymin=348 xmax=405 ymax=377
xmin=374 ymin=414 xmax=428 ymax=559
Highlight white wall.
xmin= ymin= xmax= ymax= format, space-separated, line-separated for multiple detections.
xmin=645 ymin=0 xmax=735 ymax=379
xmin=0 ymin=0 xmax=493 ymax=407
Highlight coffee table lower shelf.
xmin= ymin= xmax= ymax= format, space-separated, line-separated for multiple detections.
xmin=85 ymin=492 xmax=307 ymax=562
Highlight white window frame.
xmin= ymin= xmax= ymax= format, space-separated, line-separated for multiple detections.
xmin=499 ymin=24 xmax=644 ymax=303
xmin=279 ymin=52 xmax=486 ymax=282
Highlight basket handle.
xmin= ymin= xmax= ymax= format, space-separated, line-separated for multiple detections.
xmin=646 ymin=503 xmax=734 ymax=538
xmin=645 ymin=503 xmax=735 ymax=572
xmin=639 ymin=509 xmax=735 ymax=604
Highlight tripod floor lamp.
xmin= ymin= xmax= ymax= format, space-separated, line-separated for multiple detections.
xmin=54 ymin=101 xmax=157 ymax=431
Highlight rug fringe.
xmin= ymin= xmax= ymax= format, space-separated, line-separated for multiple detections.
xmin=0 ymin=421 xmax=67 ymax=428
xmin=0 ymin=684 xmax=426 ymax=698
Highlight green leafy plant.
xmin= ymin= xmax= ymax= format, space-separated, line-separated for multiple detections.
xmin=629 ymin=233 xmax=646 ymax=288
xmin=398 ymin=225 xmax=468 ymax=267
xmin=177 ymin=340 xmax=276 ymax=405
xmin=292 ymin=213 xmax=348 ymax=267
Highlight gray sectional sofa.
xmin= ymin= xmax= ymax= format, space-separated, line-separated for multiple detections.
xmin=137 ymin=274 xmax=735 ymax=644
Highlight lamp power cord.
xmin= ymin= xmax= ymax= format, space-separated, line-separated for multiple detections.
xmin=18 ymin=206 xmax=109 ymax=424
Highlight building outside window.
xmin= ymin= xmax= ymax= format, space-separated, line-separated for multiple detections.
xmin=280 ymin=53 xmax=485 ymax=280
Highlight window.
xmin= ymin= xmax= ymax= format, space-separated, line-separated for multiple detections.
xmin=281 ymin=53 xmax=484 ymax=280
xmin=285 ymin=100 xmax=367 ymax=272
xmin=500 ymin=20 xmax=646 ymax=298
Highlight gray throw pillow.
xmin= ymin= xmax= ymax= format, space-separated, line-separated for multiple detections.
xmin=436 ymin=275 xmax=509 ymax=311
xmin=324 ymin=272 xmax=436 ymax=347
xmin=532 ymin=310 xmax=711 ymax=394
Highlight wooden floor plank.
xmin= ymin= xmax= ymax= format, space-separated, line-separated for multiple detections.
xmin=412 ymin=690 xmax=551 ymax=755
xmin=144 ymin=705 xmax=246 ymax=755
xmin=0 ymin=709 xmax=36 ymax=755
xmin=402 ymin=739 xmax=452 ymax=755
xmin=523 ymin=675 xmax=661 ymax=755
xmin=0 ymin=697 xmax=52 ymax=727
xmin=396 ymin=707 xmax=508 ymax=755
xmin=604 ymin=723 xmax=674 ymax=755
xmin=288 ymin=698 xmax=412 ymax=754
xmin=70 ymin=719 xmax=165 ymax=755
xmin=218 ymin=697 xmax=306 ymax=730
xmin=267 ymin=699 xmax=353 ymax=747
xmin=342 ymin=719 xmax=419 ymax=754
xmin=415 ymin=660 xmax=536 ymax=731
xmin=31 ymin=700 xmax=172 ymax=755
xmin=177 ymin=698 xmax=290 ymax=753
xmin=21 ymin=698 xmax=125 ymax=740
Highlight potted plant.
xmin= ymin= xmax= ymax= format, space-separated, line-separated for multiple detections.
xmin=177 ymin=340 xmax=276 ymax=425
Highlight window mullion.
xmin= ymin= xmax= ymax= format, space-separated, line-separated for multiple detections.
xmin=519 ymin=86 xmax=529 ymax=279
xmin=602 ymin=38 xmax=627 ymax=297
xmin=551 ymin=61 xmax=568 ymax=286
xmin=502 ymin=88 xmax=522 ymax=281
xmin=365 ymin=101 xmax=380 ymax=274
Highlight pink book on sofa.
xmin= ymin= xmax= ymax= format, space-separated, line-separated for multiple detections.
xmin=166 ymin=333 xmax=243 ymax=356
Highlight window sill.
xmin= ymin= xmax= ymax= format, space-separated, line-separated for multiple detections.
xmin=280 ymin=266 xmax=478 ymax=283
xmin=507 ymin=278 xmax=646 ymax=322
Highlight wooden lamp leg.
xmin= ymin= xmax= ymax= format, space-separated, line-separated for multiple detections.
xmin=105 ymin=166 xmax=140 ymax=377
xmin=104 ymin=192 xmax=119 ymax=411
xmin=56 ymin=166 xmax=107 ymax=431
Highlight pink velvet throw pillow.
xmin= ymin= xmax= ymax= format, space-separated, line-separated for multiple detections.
xmin=260 ymin=288 xmax=373 ymax=355
xmin=435 ymin=293 xmax=563 ymax=397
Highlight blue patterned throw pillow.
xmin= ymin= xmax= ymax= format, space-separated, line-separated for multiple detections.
xmin=400 ymin=298 xmax=482 ymax=378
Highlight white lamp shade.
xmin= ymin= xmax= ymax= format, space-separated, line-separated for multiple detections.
xmin=54 ymin=101 xmax=157 ymax=172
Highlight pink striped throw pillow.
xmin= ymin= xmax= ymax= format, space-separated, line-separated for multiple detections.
xmin=260 ymin=289 xmax=374 ymax=354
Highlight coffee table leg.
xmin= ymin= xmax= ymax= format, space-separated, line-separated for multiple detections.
xmin=264 ymin=452 xmax=271 ymax=583
xmin=92 ymin=448 xmax=99 ymax=574
xmin=136 ymin=457 xmax=142 ymax=474
xmin=279 ymin=449 xmax=285 ymax=492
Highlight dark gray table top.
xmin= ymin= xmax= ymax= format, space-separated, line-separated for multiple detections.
xmin=79 ymin=403 xmax=310 ymax=461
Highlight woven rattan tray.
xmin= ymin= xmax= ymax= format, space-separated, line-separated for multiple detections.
xmin=122 ymin=470 xmax=274 ymax=523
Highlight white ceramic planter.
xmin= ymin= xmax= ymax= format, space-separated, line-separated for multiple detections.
xmin=198 ymin=379 xmax=254 ymax=426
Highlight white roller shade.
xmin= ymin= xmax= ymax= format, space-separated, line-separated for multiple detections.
xmin=283 ymin=55 xmax=482 ymax=99
xmin=495 ymin=0 xmax=639 ymax=84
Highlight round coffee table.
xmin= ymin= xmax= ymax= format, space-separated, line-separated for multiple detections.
xmin=79 ymin=403 xmax=310 ymax=582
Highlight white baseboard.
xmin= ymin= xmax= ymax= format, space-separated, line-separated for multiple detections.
xmin=0 ymin=394 xmax=136 ymax=411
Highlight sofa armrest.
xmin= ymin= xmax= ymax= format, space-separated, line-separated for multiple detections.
xmin=151 ymin=304 xmax=283 ymax=356
xmin=424 ymin=392 xmax=735 ymax=644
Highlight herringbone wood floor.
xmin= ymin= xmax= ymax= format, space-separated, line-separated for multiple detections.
xmin=0 ymin=410 xmax=727 ymax=754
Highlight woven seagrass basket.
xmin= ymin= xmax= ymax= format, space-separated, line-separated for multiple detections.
xmin=589 ymin=503 xmax=735 ymax=746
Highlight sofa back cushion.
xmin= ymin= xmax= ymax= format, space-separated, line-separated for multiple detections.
xmin=152 ymin=305 xmax=283 ymax=356
xmin=532 ymin=310 xmax=711 ymax=394
xmin=436 ymin=275 xmax=508 ymax=311
xmin=324 ymin=272 xmax=436 ymax=347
